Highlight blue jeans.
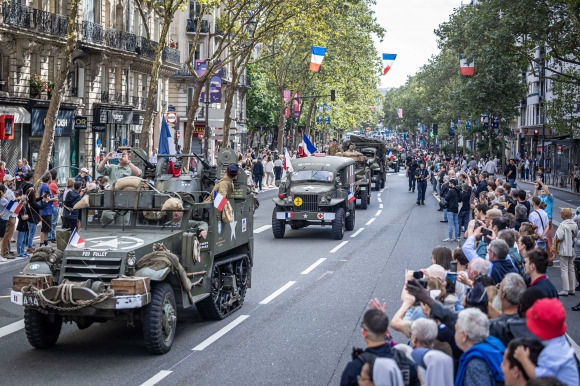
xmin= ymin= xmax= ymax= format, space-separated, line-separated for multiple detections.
xmin=49 ymin=205 xmax=59 ymax=240
xmin=508 ymin=178 xmax=516 ymax=188
xmin=17 ymin=230 xmax=28 ymax=255
xmin=254 ymin=176 xmax=263 ymax=190
xmin=458 ymin=211 xmax=470 ymax=232
xmin=27 ymin=222 xmax=37 ymax=249
xmin=443 ymin=208 xmax=448 ymax=221
xmin=525 ymin=169 xmax=529 ymax=180
xmin=448 ymin=212 xmax=460 ymax=239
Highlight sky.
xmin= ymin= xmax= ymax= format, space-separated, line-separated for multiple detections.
xmin=372 ymin=0 xmax=465 ymax=89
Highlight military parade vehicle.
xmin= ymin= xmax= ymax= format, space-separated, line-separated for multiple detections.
xmin=344 ymin=135 xmax=388 ymax=190
xmin=334 ymin=149 xmax=372 ymax=209
xmin=11 ymin=148 xmax=254 ymax=355
xmin=272 ymin=155 xmax=356 ymax=240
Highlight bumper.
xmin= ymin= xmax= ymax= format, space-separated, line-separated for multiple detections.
xmin=11 ymin=289 xmax=151 ymax=310
xmin=276 ymin=211 xmax=336 ymax=221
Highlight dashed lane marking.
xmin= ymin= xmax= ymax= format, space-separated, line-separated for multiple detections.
xmin=350 ymin=228 xmax=365 ymax=238
xmin=192 ymin=315 xmax=250 ymax=351
xmin=375 ymin=210 xmax=382 ymax=217
xmin=379 ymin=204 xmax=384 ymax=209
xmin=378 ymin=197 xmax=382 ymax=203
xmin=254 ymin=225 xmax=272 ymax=233
xmin=140 ymin=371 xmax=173 ymax=386
xmin=330 ymin=241 xmax=349 ymax=253
xmin=380 ymin=188 xmax=385 ymax=193
xmin=378 ymin=193 xmax=381 ymax=198
xmin=301 ymin=258 xmax=326 ymax=275
xmin=366 ymin=218 xmax=375 ymax=226
xmin=0 ymin=320 xmax=24 ymax=339
xmin=259 ymin=281 xmax=296 ymax=305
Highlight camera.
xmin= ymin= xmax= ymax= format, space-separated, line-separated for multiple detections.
xmin=481 ymin=228 xmax=492 ymax=237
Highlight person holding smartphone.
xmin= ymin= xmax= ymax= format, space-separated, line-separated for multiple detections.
xmin=97 ymin=150 xmax=142 ymax=185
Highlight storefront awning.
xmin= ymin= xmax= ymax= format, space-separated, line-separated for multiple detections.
xmin=0 ymin=106 xmax=30 ymax=124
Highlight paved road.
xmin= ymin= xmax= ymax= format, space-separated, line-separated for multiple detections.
xmin=0 ymin=172 xmax=579 ymax=385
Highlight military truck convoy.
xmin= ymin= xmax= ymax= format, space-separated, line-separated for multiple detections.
xmin=11 ymin=148 xmax=254 ymax=354
xmin=343 ymin=135 xmax=388 ymax=191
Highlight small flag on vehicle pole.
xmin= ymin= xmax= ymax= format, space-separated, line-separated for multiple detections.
xmin=284 ymin=149 xmax=294 ymax=172
xmin=460 ymin=55 xmax=474 ymax=76
xmin=382 ymin=53 xmax=397 ymax=75
xmin=301 ymin=133 xmax=317 ymax=157
xmin=68 ymin=229 xmax=85 ymax=248
xmin=213 ymin=191 xmax=228 ymax=211
xmin=347 ymin=190 xmax=356 ymax=203
xmin=6 ymin=200 xmax=22 ymax=214
xmin=309 ymin=46 xmax=327 ymax=72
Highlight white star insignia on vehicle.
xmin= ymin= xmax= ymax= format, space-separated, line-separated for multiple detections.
xmin=303 ymin=214 xmax=308 ymax=219
xmin=230 ymin=219 xmax=237 ymax=240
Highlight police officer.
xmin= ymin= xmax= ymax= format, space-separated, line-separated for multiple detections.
xmin=406 ymin=155 xmax=419 ymax=192
xmin=415 ymin=161 xmax=429 ymax=205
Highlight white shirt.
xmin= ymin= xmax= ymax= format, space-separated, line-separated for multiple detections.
xmin=149 ymin=154 xmax=158 ymax=164
xmin=484 ymin=160 xmax=497 ymax=174
xmin=529 ymin=208 xmax=549 ymax=236
xmin=274 ymin=159 xmax=282 ymax=167
xmin=265 ymin=161 xmax=274 ymax=173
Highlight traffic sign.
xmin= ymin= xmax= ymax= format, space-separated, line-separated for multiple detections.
xmin=166 ymin=112 xmax=177 ymax=123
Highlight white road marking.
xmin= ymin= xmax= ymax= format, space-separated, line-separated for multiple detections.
xmin=301 ymin=258 xmax=326 ymax=275
xmin=380 ymin=188 xmax=385 ymax=193
xmin=140 ymin=371 xmax=173 ymax=386
xmin=378 ymin=193 xmax=381 ymax=198
xmin=379 ymin=204 xmax=384 ymax=209
xmin=330 ymin=241 xmax=349 ymax=253
xmin=192 ymin=315 xmax=250 ymax=351
xmin=254 ymin=225 xmax=272 ymax=234
xmin=378 ymin=197 xmax=382 ymax=203
xmin=0 ymin=319 xmax=24 ymax=339
xmin=351 ymin=228 xmax=365 ymax=238
xmin=259 ymin=281 xmax=296 ymax=305
xmin=375 ymin=210 xmax=382 ymax=217
xmin=398 ymin=174 xmax=406 ymax=177
xmin=366 ymin=218 xmax=375 ymax=226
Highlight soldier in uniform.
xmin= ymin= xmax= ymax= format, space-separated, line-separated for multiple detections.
xmin=348 ymin=143 xmax=356 ymax=152
xmin=415 ymin=161 xmax=429 ymax=205
xmin=328 ymin=139 xmax=341 ymax=156
xmin=406 ymin=155 xmax=419 ymax=192
xmin=204 ymin=163 xmax=238 ymax=202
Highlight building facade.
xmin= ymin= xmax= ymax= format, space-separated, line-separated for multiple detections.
xmin=0 ymin=0 xmax=180 ymax=182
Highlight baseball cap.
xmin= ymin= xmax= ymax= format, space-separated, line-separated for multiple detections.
xmin=80 ymin=168 xmax=89 ymax=173
xmin=3 ymin=174 xmax=14 ymax=182
xmin=425 ymin=264 xmax=446 ymax=282
xmin=466 ymin=282 xmax=488 ymax=308
xmin=526 ymin=298 xmax=567 ymax=340
xmin=226 ymin=164 xmax=239 ymax=177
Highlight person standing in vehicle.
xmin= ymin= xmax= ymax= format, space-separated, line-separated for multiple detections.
xmin=327 ymin=138 xmax=341 ymax=156
xmin=97 ymin=150 xmax=142 ymax=185
xmin=415 ymin=161 xmax=429 ymax=205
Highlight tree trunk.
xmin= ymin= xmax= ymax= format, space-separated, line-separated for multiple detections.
xmin=139 ymin=19 xmax=172 ymax=151
xmin=34 ymin=0 xmax=80 ymax=183
xmin=489 ymin=128 xmax=493 ymax=160
xmin=276 ymin=91 xmax=286 ymax=154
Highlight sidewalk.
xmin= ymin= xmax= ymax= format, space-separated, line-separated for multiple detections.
xmin=516 ymin=178 xmax=580 ymax=197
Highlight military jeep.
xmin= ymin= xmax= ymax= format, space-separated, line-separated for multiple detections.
xmin=272 ymin=155 xmax=356 ymax=240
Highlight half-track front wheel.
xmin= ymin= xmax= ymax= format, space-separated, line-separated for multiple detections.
xmin=143 ymin=282 xmax=177 ymax=355
xmin=272 ymin=207 xmax=286 ymax=238
xmin=332 ymin=208 xmax=345 ymax=240
xmin=345 ymin=207 xmax=356 ymax=231
xmin=360 ymin=189 xmax=368 ymax=210
xmin=24 ymin=308 xmax=62 ymax=349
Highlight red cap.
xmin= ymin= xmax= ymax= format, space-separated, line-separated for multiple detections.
xmin=526 ymin=298 xmax=567 ymax=340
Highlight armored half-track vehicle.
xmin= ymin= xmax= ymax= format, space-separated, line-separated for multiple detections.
xmin=345 ymin=135 xmax=388 ymax=190
xmin=334 ymin=150 xmax=372 ymax=209
xmin=11 ymin=148 xmax=254 ymax=354
xmin=272 ymin=155 xmax=356 ymax=240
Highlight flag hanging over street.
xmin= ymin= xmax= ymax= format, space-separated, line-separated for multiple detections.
xmin=213 ymin=191 xmax=228 ymax=211
xmin=460 ymin=55 xmax=475 ymax=76
xmin=309 ymin=46 xmax=327 ymax=72
xmin=68 ymin=229 xmax=85 ymax=248
xmin=6 ymin=200 xmax=22 ymax=214
xmin=284 ymin=149 xmax=294 ymax=172
xmin=382 ymin=53 xmax=397 ymax=75
xmin=301 ymin=133 xmax=317 ymax=157
xmin=396 ymin=108 xmax=404 ymax=119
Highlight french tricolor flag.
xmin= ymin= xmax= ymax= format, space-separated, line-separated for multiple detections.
xmin=68 ymin=229 xmax=85 ymax=248
xmin=285 ymin=212 xmax=294 ymax=218
xmin=460 ymin=55 xmax=474 ymax=76
xmin=388 ymin=150 xmax=395 ymax=161
xmin=382 ymin=53 xmax=397 ymax=75
xmin=6 ymin=200 xmax=22 ymax=214
xmin=284 ymin=149 xmax=294 ymax=172
xmin=213 ymin=191 xmax=228 ymax=211
xmin=347 ymin=190 xmax=356 ymax=203
xmin=309 ymin=46 xmax=326 ymax=72
xmin=301 ymin=133 xmax=317 ymax=157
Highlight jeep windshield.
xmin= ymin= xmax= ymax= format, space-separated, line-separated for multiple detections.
xmin=291 ymin=170 xmax=334 ymax=182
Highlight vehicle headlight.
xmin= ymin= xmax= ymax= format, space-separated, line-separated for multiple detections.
xmin=320 ymin=196 xmax=328 ymax=204
xmin=126 ymin=252 xmax=136 ymax=267
xmin=335 ymin=176 xmax=342 ymax=184
xmin=48 ymin=254 xmax=57 ymax=264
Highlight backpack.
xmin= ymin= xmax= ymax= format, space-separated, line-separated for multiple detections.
xmin=509 ymin=251 xmax=526 ymax=277
xmin=354 ymin=349 xmax=410 ymax=386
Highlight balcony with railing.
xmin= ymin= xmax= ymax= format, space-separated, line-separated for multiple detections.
xmin=1 ymin=2 xmax=68 ymax=38
xmin=186 ymin=19 xmax=209 ymax=34
xmin=137 ymin=36 xmax=157 ymax=58
xmin=131 ymin=96 xmax=148 ymax=110
xmin=162 ymin=46 xmax=180 ymax=64
xmin=104 ymin=27 xmax=137 ymax=53
xmin=80 ymin=20 xmax=103 ymax=45
xmin=175 ymin=63 xmax=194 ymax=76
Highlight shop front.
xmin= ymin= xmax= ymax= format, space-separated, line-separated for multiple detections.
xmin=30 ymin=107 xmax=76 ymax=183
xmin=92 ymin=107 xmax=134 ymax=170
xmin=0 ymin=105 xmax=31 ymax=172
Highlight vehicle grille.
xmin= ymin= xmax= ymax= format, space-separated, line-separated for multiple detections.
xmin=61 ymin=256 xmax=123 ymax=284
xmin=294 ymin=194 xmax=318 ymax=212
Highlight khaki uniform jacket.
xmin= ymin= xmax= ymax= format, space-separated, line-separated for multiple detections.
xmin=328 ymin=144 xmax=341 ymax=156
xmin=204 ymin=175 xmax=234 ymax=202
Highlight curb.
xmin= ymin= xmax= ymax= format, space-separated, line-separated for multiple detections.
xmin=0 ymin=257 xmax=29 ymax=272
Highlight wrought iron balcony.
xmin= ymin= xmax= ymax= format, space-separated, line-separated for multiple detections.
xmin=2 ymin=2 xmax=68 ymax=38
xmin=162 ymin=46 xmax=180 ymax=64
xmin=104 ymin=28 xmax=137 ymax=53
xmin=175 ymin=63 xmax=194 ymax=76
xmin=137 ymin=37 xmax=157 ymax=58
xmin=81 ymin=20 xmax=103 ymax=45
xmin=101 ymin=91 xmax=128 ymax=105
xmin=186 ymin=19 xmax=209 ymax=34
xmin=131 ymin=96 xmax=148 ymax=110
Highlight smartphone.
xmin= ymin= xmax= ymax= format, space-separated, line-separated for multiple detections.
xmin=445 ymin=273 xmax=456 ymax=293
xmin=413 ymin=271 xmax=424 ymax=279
xmin=417 ymin=280 xmax=428 ymax=288
xmin=450 ymin=261 xmax=457 ymax=273
xmin=113 ymin=152 xmax=123 ymax=159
